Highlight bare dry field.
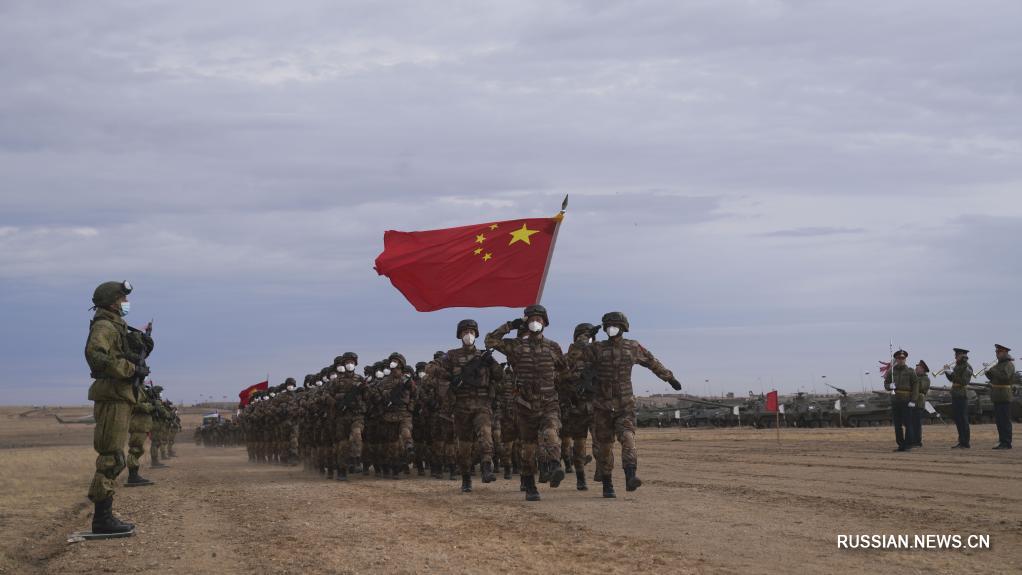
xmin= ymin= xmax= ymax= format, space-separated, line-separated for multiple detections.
xmin=1 ymin=406 xmax=1019 ymax=575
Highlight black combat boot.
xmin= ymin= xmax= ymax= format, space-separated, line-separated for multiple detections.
xmin=520 ymin=475 xmax=527 ymax=492
xmin=481 ymin=461 xmax=496 ymax=483
xmin=431 ymin=460 xmax=444 ymax=479
xmin=448 ymin=464 xmax=457 ymax=481
xmin=150 ymin=450 xmax=167 ymax=469
xmin=390 ymin=464 xmax=401 ymax=480
xmin=326 ymin=467 xmax=335 ymax=480
xmin=416 ymin=461 xmax=425 ymax=476
xmin=461 ymin=473 xmax=473 ymax=493
xmin=624 ymin=465 xmax=642 ymax=492
xmin=337 ymin=466 xmax=348 ymax=481
xmin=91 ymin=497 xmax=134 ymax=534
xmin=563 ymin=456 xmax=573 ymax=474
xmin=548 ymin=461 xmax=565 ymax=488
xmin=594 ymin=467 xmax=603 ymax=483
xmin=125 ymin=467 xmax=153 ymax=487
xmin=538 ymin=462 xmax=550 ymax=484
xmin=575 ymin=469 xmax=588 ymax=491
xmin=503 ymin=464 xmax=512 ymax=480
xmin=602 ymin=476 xmax=617 ymax=499
xmin=523 ymin=475 xmax=541 ymax=502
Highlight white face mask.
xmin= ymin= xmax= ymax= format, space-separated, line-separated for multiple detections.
xmin=336 ymin=365 xmax=344 ymax=373
xmin=286 ymin=385 xmax=295 ymax=391
xmin=269 ymin=393 xmax=276 ymax=398
xmin=345 ymin=363 xmax=355 ymax=372
xmin=605 ymin=326 xmax=621 ymax=337
xmin=375 ymin=370 xmax=385 ymax=379
xmin=462 ymin=333 xmax=476 ymax=346
xmin=329 ymin=373 xmax=337 ymax=380
xmin=315 ymin=381 xmax=323 ymax=387
xmin=383 ymin=368 xmax=392 ymax=375
xmin=418 ymin=371 xmax=426 ymax=378
xmin=528 ymin=321 xmax=543 ymax=333
xmin=389 ymin=361 xmax=398 ymax=369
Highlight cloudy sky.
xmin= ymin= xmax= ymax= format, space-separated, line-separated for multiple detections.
xmin=2 ymin=1 xmax=1020 ymax=405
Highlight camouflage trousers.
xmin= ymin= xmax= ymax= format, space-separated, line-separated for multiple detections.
xmin=560 ymin=408 xmax=593 ymax=469
xmin=88 ymin=401 xmax=132 ymax=503
xmin=127 ymin=412 xmax=152 ymax=469
xmin=335 ymin=416 xmax=365 ymax=466
xmin=380 ymin=413 xmax=413 ymax=465
xmin=497 ymin=409 xmax=518 ymax=469
xmin=516 ymin=399 xmax=561 ymax=476
xmin=430 ymin=413 xmax=456 ymax=467
xmin=593 ymin=406 xmax=637 ymax=474
xmin=453 ymin=400 xmax=493 ymax=473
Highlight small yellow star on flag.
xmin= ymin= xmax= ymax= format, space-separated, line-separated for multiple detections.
xmin=473 ymin=248 xmax=483 ymax=255
xmin=508 ymin=223 xmax=539 ymax=246
xmin=475 ymin=234 xmax=486 ymax=244
xmin=489 ymin=224 xmax=499 ymax=230
xmin=482 ymin=252 xmax=493 ymax=262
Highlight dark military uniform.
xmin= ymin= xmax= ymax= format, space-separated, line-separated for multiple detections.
xmin=987 ymin=345 xmax=1016 ymax=449
xmin=559 ymin=323 xmax=600 ymax=490
xmin=884 ymin=351 xmax=920 ymax=451
xmin=912 ymin=362 xmax=931 ymax=448
xmin=371 ymin=354 xmax=414 ymax=477
xmin=946 ymin=349 xmax=973 ymax=448
xmin=426 ymin=354 xmax=457 ymax=479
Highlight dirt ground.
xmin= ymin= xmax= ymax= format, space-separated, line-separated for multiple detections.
xmin=1 ymin=407 xmax=1019 ymax=575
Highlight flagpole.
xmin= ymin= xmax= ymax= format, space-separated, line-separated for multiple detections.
xmin=536 ymin=194 xmax=568 ymax=304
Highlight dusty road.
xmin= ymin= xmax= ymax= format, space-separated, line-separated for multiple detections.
xmin=2 ymin=409 xmax=1020 ymax=574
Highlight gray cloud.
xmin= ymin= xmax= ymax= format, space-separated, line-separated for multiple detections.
xmin=1 ymin=1 xmax=1021 ymax=403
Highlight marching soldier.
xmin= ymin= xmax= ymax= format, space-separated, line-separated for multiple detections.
xmin=559 ymin=322 xmax=601 ymax=491
xmin=442 ymin=319 xmax=501 ymax=493
xmin=946 ymin=348 xmax=973 ymax=448
xmin=84 ymin=280 xmax=147 ymax=534
xmin=987 ymin=344 xmax=1016 ymax=449
xmin=495 ymin=363 xmax=519 ymax=480
xmin=411 ymin=361 xmax=432 ymax=476
xmin=884 ymin=350 xmax=920 ymax=452
xmin=912 ymin=361 xmax=931 ymax=448
xmin=485 ymin=305 xmax=567 ymax=502
xmin=372 ymin=353 xmax=414 ymax=478
xmin=331 ymin=352 xmax=366 ymax=480
xmin=427 ymin=352 xmax=458 ymax=480
xmin=567 ymin=312 xmax=680 ymax=498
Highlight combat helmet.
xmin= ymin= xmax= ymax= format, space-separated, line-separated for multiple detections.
xmin=601 ymin=311 xmax=629 ymax=333
xmin=523 ymin=304 xmax=549 ymax=326
xmin=303 ymin=374 xmax=316 ymax=388
xmin=334 ymin=352 xmax=358 ymax=366
xmin=92 ymin=280 xmax=132 ymax=308
xmin=433 ymin=351 xmax=445 ymax=361
xmin=415 ymin=361 xmax=427 ymax=373
xmin=456 ymin=319 xmax=479 ymax=338
xmin=388 ymin=352 xmax=407 ymax=368
xmin=573 ymin=322 xmax=596 ymax=341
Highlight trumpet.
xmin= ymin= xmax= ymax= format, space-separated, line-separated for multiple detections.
xmin=932 ymin=362 xmax=955 ymax=377
xmin=973 ymin=361 xmax=995 ymax=379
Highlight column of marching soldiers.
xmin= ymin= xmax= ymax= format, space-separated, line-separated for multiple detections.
xmin=238 ymin=305 xmax=682 ymax=501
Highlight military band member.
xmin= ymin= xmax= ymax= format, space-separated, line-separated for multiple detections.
xmin=946 ymin=348 xmax=973 ymax=449
xmin=884 ymin=350 xmax=920 ymax=452
xmin=912 ymin=361 xmax=930 ymax=448
xmin=987 ymin=344 xmax=1016 ymax=449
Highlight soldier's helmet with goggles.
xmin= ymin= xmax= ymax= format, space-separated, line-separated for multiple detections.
xmin=92 ymin=281 xmax=132 ymax=308
xmin=601 ymin=311 xmax=629 ymax=333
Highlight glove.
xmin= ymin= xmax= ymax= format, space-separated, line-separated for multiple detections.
xmin=141 ymin=333 xmax=155 ymax=355
xmin=587 ymin=325 xmax=601 ymax=339
xmin=908 ymin=402 xmax=916 ymax=408
xmin=134 ymin=363 xmax=150 ymax=379
xmin=510 ymin=318 xmax=525 ymax=330
xmin=668 ymin=378 xmax=682 ymax=391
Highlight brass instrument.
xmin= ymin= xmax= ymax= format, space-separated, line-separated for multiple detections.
xmin=932 ymin=361 xmax=955 ymax=377
xmin=973 ymin=361 xmax=995 ymax=379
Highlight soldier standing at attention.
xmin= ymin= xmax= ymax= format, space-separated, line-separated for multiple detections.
xmin=442 ymin=319 xmax=501 ymax=493
xmin=124 ymin=383 xmax=155 ymax=487
xmin=946 ymin=348 xmax=973 ymax=449
xmin=912 ymin=361 xmax=931 ymax=448
xmin=486 ymin=305 xmax=567 ymax=501
xmin=567 ymin=312 xmax=680 ymax=498
xmin=987 ymin=344 xmax=1016 ymax=449
xmin=84 ymin=280 xmax=147 ymax=534
xmin=884 ymin=350 xmax=920 ymax=452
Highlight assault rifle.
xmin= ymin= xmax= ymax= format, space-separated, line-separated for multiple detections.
xmin=451 ymin=349 xmax=496 ymax=391
xmin=335 ymin=384 xmax=364 ymax=413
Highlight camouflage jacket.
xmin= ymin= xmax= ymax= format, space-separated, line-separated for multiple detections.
xmin=485 ymin=322 xmax=565 ymax=409
xmin=441 ymin=345 xmax=500 ymax=404
xmin=558 ymin=341 xmax=596 ymax=415
xmin=330 ymin=372 xmax=367 ymax=417
xmin=568 ymin=337 xmax=674 ymax=409
xmin=945 ymin=360 xmax=974 ymax=398
xmin=986 ymin=357 xmax=1017 ymax=403
xmin=372 ymin=373 xmax=413 ymax=419
xmin=85 ymin=308 xmax=140 ymax=404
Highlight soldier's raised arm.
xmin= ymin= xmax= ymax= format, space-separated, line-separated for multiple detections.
xmin=635 ymin=343 xmax=682 ymax=390
xmin=485 ymin=319 xmax=524 ymax=354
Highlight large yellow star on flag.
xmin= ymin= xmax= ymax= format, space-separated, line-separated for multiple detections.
xmin=508 ymin=223 xmax=539 ymax=246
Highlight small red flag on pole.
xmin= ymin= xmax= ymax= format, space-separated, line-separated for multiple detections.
xmin=765 ymin=390 xmax=779 ymax=413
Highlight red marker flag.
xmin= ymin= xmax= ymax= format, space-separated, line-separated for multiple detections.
xmin=766 ymin=390 xmax=779 ymax=413
xmin=238 ymin=380 xmax=268 ymax=408
xmin=374 ymin=214 xmax=564 ymax=311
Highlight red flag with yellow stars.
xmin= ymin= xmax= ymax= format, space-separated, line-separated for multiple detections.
xmin=374 ymin=214 xmax=564 ymax=311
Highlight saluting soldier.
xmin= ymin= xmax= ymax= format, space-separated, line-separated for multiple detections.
xmin=84 ymin=280 xmax=147 ymax=534
xmin=884 ymin=350 xmax=920 ymax=452
xmin=987 ymin=344 xmax=1016 ymax=449
xmin=946 ymin=348 xmax=973 ymax=449
xmin=567 ymin=312 xmax=680 ymax=498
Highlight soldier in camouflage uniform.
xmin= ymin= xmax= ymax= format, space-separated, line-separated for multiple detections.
xmin=426 ymin=351 xmax=458 ymax=480
xmin=884 ymin=349 xmax=920 ymax=452
xmin=363 ymin=362 xmax=385 ymax=476
xmin=495 ymin=363 xmax=520 ymax=480
xmin=330 ymin=352 xmax=366 ymax=480
xmin=442 ymin=319 xmax=501 ymax=492
xmin=946 ymin=348 xmax=973 ymax=448
xmin=411 ymin=361 xmax=432 ymax=476
xmin=370 ymin=353 xmax=414 ymax=478
xmin=486 ymin=305 xmax=567 ymax=502
xmin=987 ymin=344 xmax=1016 ymax=449
xmin=559 ymin=323 xmax=601 ymax=491
xmin=125 ymin=383 xmax=156 ymax=487
xmin=568 ymin=312 xmax=680 ymax=498
xmin=84 ymin=280 xmax=147 ymax=534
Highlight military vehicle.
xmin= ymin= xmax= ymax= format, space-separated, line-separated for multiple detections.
xmin=784 ymin=392 xmax=836 ymax=428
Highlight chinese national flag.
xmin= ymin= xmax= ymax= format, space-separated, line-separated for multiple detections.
xmin=374 ymin=215 xmax=563 ymax=311
xmin=238 ymin=381 xmax=268 ymax=408
xmin=766 ymin=390 xmax=779 ymax=413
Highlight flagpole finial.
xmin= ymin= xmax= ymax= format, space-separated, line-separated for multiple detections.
xmin=561 ymin=194 xmax=569 ymax=212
